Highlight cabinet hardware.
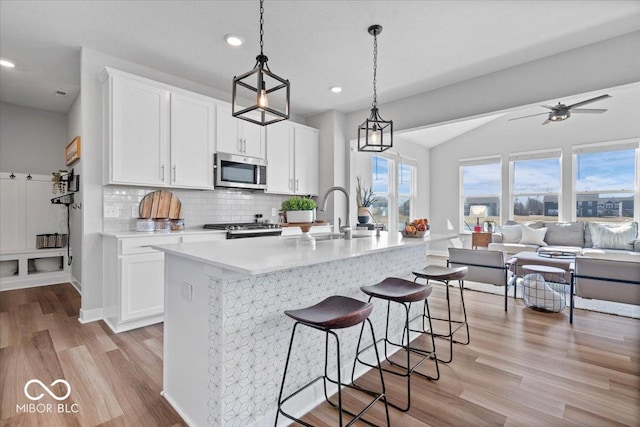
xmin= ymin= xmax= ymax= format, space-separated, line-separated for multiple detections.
xmin=289 ymin=179 xmax=293 ymax=190
xmin=296 ymin=178 xmax=299 ymax=191
xmin=172 ymin=165 xmax=177 ymax=182
xmin=161 ymin=164 xmax=165 ymax=181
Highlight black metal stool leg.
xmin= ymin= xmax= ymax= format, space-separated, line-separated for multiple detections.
xmin=455 ymin=280 xmax=470 ymax=345
xmin=276 ymin=323 xmax=311 ymax=427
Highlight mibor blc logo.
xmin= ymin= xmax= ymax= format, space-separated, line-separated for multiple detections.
xmin=16 ymin=379 xmax=80 ymax=414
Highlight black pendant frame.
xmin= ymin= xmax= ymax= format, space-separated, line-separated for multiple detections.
xmin=358 ymin=107 xmax=393 ymax=152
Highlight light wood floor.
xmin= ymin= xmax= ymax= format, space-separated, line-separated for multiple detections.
xmin=1 ymin=282 xmax=639 ymax=426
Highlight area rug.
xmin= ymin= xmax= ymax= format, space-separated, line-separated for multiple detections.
xmin=463 ymin=279 xmax=640 ymax=319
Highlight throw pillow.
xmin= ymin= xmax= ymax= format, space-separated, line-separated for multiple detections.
xmin=588 ymin=222 xmax=638 ymax=250
xmin=544 ymin=222 xmax=585 ymax=247
xmin=519 ymin=224 xmax=548 ymax=246
xmin=499 ymin=224 xmax=522 ymax=243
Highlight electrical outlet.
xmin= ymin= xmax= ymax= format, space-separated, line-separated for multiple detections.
xmin=271 ymin=207 xmax=277 ymax=216
xmin=180 ymin=282 xmax=192 ymax=301
xmin=104 ymin=206 xmax=118 ymax=218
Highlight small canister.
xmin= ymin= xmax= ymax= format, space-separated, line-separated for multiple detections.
xmin=136 ymin=218 xmax=154 ymax=232
xmin=154 ymin=218 xmax=170 ymax=232
xmin=170 ymin=219 xmax=185 ymax=231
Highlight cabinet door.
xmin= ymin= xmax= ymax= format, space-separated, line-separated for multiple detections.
xmin=294 ymin=127 xmax=319 ymax=195
xmin=170 ymin=93 xmax=215 ymax=189
xmin=120 ymin=253 xmax=165 ymax=322
xmin=215 ymin=104 xmax=242 ymax=155
xmin=241 ymin=120 xmax=266 ymax=159
xmin=111 ymin=77 xmax=169 ymax=185
xmin=265 ymin=122 xmax=294 ymax=194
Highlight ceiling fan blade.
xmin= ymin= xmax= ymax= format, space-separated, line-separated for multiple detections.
xmin=567 ymin=94 xmax=611 ymax=109
xmin=508 ymin=112 xmax=549 ymax=121
xmin=571 ymin=108 xmax=607 ymax=114
xmin=540 ymin=105 xmax=556 ymax=110
xmin=542 ymin=119 xmax=550 ymax=125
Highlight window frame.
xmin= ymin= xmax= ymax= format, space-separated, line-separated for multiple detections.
xmin=509 ymin=149 xmax=563 ymax=222
xmin=571 ymin=139 xmax=639 ymax=224
xmin=371 ymin=153 xmax=418 ymax=232
xmin=459 ymin=156 xmax=502 ymax=234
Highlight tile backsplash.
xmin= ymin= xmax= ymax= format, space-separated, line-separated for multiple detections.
xmin=103 ymin=186 xmax=294 ymax=232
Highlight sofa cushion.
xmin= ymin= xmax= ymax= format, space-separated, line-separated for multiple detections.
xmin=543 ymin=222 xmax=584 ymax=247
xmin=520 ymin=224 xmax=547 ymax=246
xmin=499 ymin=224 xmax=522 ymax=243
xmin=588 ymin=222 xmax=638 ymax=250
xmin=488 ymin=242 xmax=538 ymax=255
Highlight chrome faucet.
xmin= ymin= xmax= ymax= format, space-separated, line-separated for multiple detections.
xmin=319 ymin=186 xmax=352 ymax=240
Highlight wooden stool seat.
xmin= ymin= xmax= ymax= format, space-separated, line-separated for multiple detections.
xmin=413 ymin=265 xmax=468 ymax=282
xmin=361 ymin=277 xmax=433 ymax=303
xmin=284 ymin=295 xmax=373 ymax=330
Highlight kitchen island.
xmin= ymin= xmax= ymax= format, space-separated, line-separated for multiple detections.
xmin=153 ymin=231 xmax=454 ymax=427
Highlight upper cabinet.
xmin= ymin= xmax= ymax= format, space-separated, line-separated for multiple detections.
xmin=266 ymin=122 xmax=319 ymax=195
xmin=103 ymin=68 xmax=215 ymax=189
xmin=216 ymin=104 xmax=265 ymax=159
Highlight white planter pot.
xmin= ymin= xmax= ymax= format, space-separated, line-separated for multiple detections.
xmin=286 ymin=210 xmax=314 ymax=224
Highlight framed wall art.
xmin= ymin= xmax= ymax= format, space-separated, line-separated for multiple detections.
xmin=65 ymin=136 xmax=81 ymax=166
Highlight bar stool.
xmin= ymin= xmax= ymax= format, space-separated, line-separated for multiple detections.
xmin=354 ymin=277 xmax=439 ymax=412
xmin=412 ymin=265 xmax=469 ymax=363
xmin=275 ymin=295 xmax=389 ymax=427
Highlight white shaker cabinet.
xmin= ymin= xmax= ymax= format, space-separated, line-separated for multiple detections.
xmin=266 ymin=122 xmax=319 ymax=195
xmin=216 ymin=104 xmax=265 ymax=159
xmin=169 ymin=93 xmax=215 ymax=189
xmin=102 ymin=231 xmax=226 ymax=333
xmin=103 ymin=68 xmax=215 ymax=189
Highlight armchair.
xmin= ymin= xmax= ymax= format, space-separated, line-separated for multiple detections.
xmin=569 ymin=257 xmax=640 ymax=323
xmin=448 ymin=248 xmax=517 ymax=311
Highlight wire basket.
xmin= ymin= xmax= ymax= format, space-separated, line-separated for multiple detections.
xmin=36 ymin=233 xmax=68 ymax=249
xmin=522 ymin=273 xmax=567 ymax=312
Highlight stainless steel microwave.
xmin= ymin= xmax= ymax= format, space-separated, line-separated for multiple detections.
xmin=214 ymin=153 xmax=267 ymax=190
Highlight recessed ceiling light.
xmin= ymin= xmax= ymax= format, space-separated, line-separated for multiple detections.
xmin=0 ymin=59 xmax=16 ymax=68
xmin=330 ymin=86 xmax=343 ymax=93
xmin=225 ymin=34 xmax=244 ymax=47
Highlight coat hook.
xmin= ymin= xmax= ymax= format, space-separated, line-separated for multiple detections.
xmin=27 ymin=174 xmax=32 ymax=180
xmin=9 ymin=173 xmax=15 ymax=179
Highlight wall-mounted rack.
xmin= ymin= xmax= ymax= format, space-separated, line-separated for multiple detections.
xmin=51 ymin=168 xmax=79 ymax=206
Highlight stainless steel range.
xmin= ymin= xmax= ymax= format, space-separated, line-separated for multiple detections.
xmin=203 ymin=222 xmax=282 ymax=239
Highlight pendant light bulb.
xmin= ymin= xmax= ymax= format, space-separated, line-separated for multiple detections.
xmin=257 ymin=82 xmax=268 ymax=110
xmin=371 ymin=125 xmax=379 ymax=144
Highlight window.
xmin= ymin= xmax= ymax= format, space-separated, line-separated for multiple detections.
xmin=510 ymin=151 xmax=561 ymax=222
xmin=397 ymin=161 xmax=416 ymax=230
xmin=574 ymin=143 xmax=638 ymax=223
xmin=460 ymin=158 xmax=501 ymax=231
xmin=370 ymin=155 xmax=416 ymax=231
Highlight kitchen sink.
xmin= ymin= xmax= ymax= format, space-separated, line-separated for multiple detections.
xmin=312 ymin=232 xmax=373 ymax=241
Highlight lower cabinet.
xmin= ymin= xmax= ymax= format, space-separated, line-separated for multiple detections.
xmin=120 ymin=253 xmax=165 ymax=322
xmin=103 ymin=232 xmax=226 ymax=333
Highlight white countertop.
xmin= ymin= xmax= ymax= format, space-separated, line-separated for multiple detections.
xmin=152 ymin=231 xmax=456 ymax=276
xmin=101 ymin=228 xmax=227 ymax=238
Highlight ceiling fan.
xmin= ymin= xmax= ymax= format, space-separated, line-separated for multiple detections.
xmin=509 ymin=94 xmax=611 ymax=125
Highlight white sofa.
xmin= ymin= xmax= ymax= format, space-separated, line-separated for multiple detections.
xmin=488 ymin=221 xmax=640 ymax=262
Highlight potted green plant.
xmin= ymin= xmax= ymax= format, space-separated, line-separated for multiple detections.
xmin=281 ymin=196 xmax=317 ymax=223
xmin=356 ymin=176 xmax=378 ymax=224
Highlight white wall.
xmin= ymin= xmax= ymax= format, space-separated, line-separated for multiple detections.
xmin=0 ymin=102 xmax=68 ymax=174
xmin=429 ymin=83 xmax=640 ymax=254
xmin=67 ymin=95 xmax=82 ymax=286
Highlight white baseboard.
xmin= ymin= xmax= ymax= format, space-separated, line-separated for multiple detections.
xmin=0 ymin=273 xmax=72 ymax=292
xmin=78 ymin=307 xmax=103 ymax=324
xmin=70 ymin=276 xmax=82 ymax=294
xmin=162 ymin=392 xmax=198 ymax=427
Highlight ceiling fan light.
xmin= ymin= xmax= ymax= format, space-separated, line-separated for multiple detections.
xmin=549 ymin=110 xmax=570 ymax=121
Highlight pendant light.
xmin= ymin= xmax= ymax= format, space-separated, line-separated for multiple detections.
xmin=232 ymin=0 xmax=290 ymax=126
xmin=358 ymin=25 xmax=393 ymax=152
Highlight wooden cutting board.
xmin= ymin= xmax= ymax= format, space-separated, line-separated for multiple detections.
xmin=138 ymin=190 xmax=183 ymax=219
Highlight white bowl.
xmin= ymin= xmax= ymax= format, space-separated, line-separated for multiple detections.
xmin=34 ymin=257 xmax=62 ymax=272
xmin=0 ymin=260 xmax=18 ymax=277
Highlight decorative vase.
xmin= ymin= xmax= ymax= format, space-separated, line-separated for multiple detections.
xmin=357 ymin=207 xmax=370 ymax=224
xmin=286 ymin=210 xmax=314 ymax=224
